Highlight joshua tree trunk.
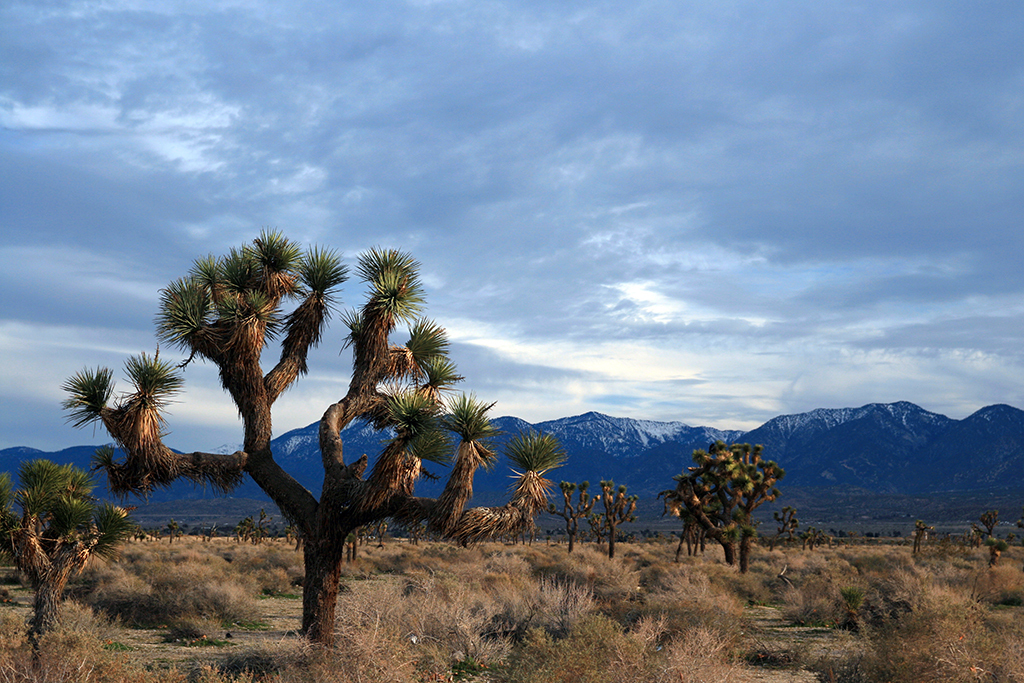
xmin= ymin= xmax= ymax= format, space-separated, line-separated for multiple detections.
xmin=28 ymin=554 xmax=79 ymax=642
xmin=30 ymin=579 xmax=68 ymax=641
xmin=301 ymin=540 xmax=347 ymax=643
xmin=721 ymin=539 xmax=736 ymax=566
xmin=739 ymin=535 xmax=753 ymax=573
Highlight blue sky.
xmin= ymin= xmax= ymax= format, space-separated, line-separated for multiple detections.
xmin=3 ymin=1 xmax=1024 ymax=452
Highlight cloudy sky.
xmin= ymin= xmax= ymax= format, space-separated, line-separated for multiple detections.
xmin=3 ymin=0 xmax=1024 ymax=452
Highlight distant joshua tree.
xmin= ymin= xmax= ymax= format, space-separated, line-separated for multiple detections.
xmin=913 ymin=520 xmax=933 ymax=554
xmin=979 ymin=510 xmax=999 ymax=538
xmin=165 ymin=518 xmax=182 ymax=544
xmin=548 ymin=481 xmax=595 ymax=554
xmin=662 ymin=442 xmax=783 ymax=573
xmin=659 ymin=488 xmax=705 ymax=561
xmin=769 ymin=506 xmax=799 ymax=551
xmin=598 ymin=480 xmax=637 ymax=559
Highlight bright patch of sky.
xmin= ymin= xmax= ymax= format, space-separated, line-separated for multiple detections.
xmin=3 ymin=0 xmax=1024 ymax=452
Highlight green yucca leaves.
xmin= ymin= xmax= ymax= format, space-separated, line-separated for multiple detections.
xmin=406 ymin=429 xmax=453 ymax=466
xmin=252 ymin=229 xmax=302 ymax=273
xmin=370 ymin=267 xmax=425 ymax=322
xmin=300 ymin=246 xmax=348 ymax=299
xmin=221 ymin=247 xmax=258 ymax=294
xmin=419 ymin=356 xmax=463 ymax=393
xmin=505 ymin=432 xmax=566 ymax=475
xmin=386 ymin=390 xmax=438 ymax=438
xmin=61 ymin=367 xmax=114 ymax=429
xmin=124 ymin=352 xmax=183 ymax=409
xmin=444 ymin=394 xmax=499 ymax=445
xmin=16 ymin=460 xmax=95 ymax=518
xmin=356 ymin=247 xmax=420 ymax=284
xmin=358 ymin=248 xmax=425 ymax=322
xmin=92 ymin=503 xmax=135 ymax=560
xmin=188 ymin=254 xmax=221 ymax=293
xmin=156 ymin=277 xmax=212 ymax=349
xmin=0 ymin=473 xmax=11 ymax=510
xmin=48 ymin=496 xmax=95 ymax=537
xmin=406 ymin=319 xmax=449 ymax=364
xmin=339 ymin=309 xmax=363 ymax=350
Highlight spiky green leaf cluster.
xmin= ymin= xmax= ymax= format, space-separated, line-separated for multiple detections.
xmin=505 ymin=432 xmax=567 ymax=475
xmin=61 ymin=367 xmax=114 ymax=429
xmin=299 ymin=246 xmax=348 ymax=300
xmin=156 ymin=231 xmax=346 ymax=354
xmin=358 ymin=248 xmax=425 ymax=322
xmin=1 ymin=458 xmax=133 ymax=571
xmin=124 ymin=352 xmax=183 ymax=409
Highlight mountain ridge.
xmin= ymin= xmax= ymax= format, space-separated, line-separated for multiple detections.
xmin=3 ymin=401 xmax=1023 ymax=501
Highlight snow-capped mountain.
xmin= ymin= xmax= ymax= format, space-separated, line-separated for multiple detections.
xmin=4 ymin=402 xmax=1024 ymax=501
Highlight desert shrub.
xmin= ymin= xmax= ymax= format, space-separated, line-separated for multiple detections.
xmin=502 ymin=613 xmax=740 ymax=683
xmin=966 ymin=564 xmax=1024 ymax=606
xmin=88 ymin=556 xmax=259 ymax=626
xmin=533 ymin=544 xmax=641 ymax=604
xmin=488 ymin=576 xmax=596 ymax=641
xmin=842 ymin=581 xmax=1005 ymax=683
xmin=0 ymin=602 xmax=190 ymax=683
xmin=781 ymin=575 xmax=843 ymax=627
xmin=0 ymin=610 xmax=26 ymax=651
xmin=634 ymin=563 xmax=744 ymax=638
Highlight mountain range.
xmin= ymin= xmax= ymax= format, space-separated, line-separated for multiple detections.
xmin=3 ymin=401 xmax=1023 ymax=505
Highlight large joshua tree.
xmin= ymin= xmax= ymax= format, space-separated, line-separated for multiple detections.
xmin=0 ymin=457 xmax=134 ymax=640
xmin=61 ymin=233 xmax=565 ymax=645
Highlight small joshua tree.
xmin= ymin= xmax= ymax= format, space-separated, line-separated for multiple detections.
xmin=659 ymin=487 xmax=706 ymax=561
xmin=599 ymin=480 xmax=637 ymax=559
xmin=0 ymin=457 xmax=133 ymax=640
xmin=839 ymin=586 xmax=865 ymax=631
xmin=586 ymin=511 xmax=605 ymax=546
xmin=165 ymin=518 xmax=182 ymax=544
xmin=548 ymin=481 xmax=595 ymax=554
xmin=769 ymin=506 xmax=799 ymax=551
xmin=986 ymin=537 xmax=1009 ymax=567
xmin=912 ymin=520 xmax=933 ymax=554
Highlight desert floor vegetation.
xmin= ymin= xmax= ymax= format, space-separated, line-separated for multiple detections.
xmin=0 ymin=534 xmax=1021 ymax=682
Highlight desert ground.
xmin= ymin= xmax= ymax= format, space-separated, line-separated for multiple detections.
xmin=2 ymin=534 xmax=1022 ymax=682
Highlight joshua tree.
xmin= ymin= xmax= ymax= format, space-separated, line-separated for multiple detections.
xmin=663 ymin=441 xmax=783 ymax=573
xmin=598 ymin=480 xmax=637 ymax=559
xmin=165 ymin=518 xmax=182 ymax=544
xmin=586 ymin=511 xmax=606 ymax=546
xmin=61 ymin=235 xmax=565 ymax=646
xmin=0 ymin=458 xmax=134 ymax=640
xmin=986 ymin=537 xmax=1009 ymax=567
xmin=979 ymin=509 xmax=999 ymax=537
xmin=839 ymin=586 xmax=865 ymax=631
xmin=659 ymin=486 xmax=706 ymax=561
xmin=769 ymin=506 xmax=799 ymax=551
xmin=548 ymin=481 xmax=595 ymax=554
xmin=912 ymin=520 xmax=933 ymax=554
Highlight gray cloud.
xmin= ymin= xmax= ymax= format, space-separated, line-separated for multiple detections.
xmin=3 ymin=0 xmax=1024 ymax=450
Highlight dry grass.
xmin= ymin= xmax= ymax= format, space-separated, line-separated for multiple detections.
xmin=0 ymin=535 xmax=1020 ymax=682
